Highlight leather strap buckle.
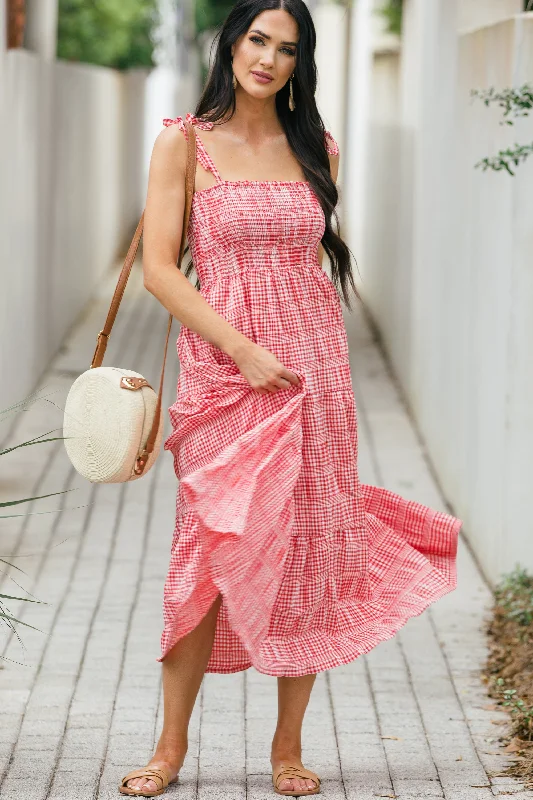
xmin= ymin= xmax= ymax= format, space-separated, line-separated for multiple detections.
xmin=120 ymin=376 xmax=152 ymax=391
xmin=133 ymin=448 xmax=150 ymax=476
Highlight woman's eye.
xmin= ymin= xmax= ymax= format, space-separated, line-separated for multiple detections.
xmin=249 ymin=36 xmax=296 ymax=56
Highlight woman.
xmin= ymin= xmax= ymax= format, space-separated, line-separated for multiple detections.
xmin=119 ymin=0 xmax=463 ymax=796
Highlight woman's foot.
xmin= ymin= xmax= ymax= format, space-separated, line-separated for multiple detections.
xmin=271 ymin=742 xmax=319 ymax=794
xmin=272 ymin=675 xmax=318 ymax=794
xmin=124 ymin=741 xmax=187 ymax=794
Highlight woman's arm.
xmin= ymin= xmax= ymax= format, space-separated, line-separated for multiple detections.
xmin=317 ymin=150 xmax=340 ymax=265
xmin=142 ymin=125 xmax=251 ymax=361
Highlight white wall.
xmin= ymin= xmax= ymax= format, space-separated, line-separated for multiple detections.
xmin=347 ymin=3 xmax=533 ymax=584
xmin=24 ymin=0 xmax=59 ymax=60
xmin=0 ymin=50 xmax=149 ymax=409
xmin=314 ymin=0 xmax=349 ymax=156
xmin=49 ymin=63 xmax=148 ymax=353
xmin=0 ymin=0 xmax=201 ymax=412
xmin=457 ymin=0 xmax=522 ymax=33
xmin=457 ymin=15 xmax=533 ymax=583
xmin=342 ymin=0 xmax=374 ymax=255
xmin=363 ymin=50 xmax=401 ymax=333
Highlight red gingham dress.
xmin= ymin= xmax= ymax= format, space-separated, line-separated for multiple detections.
xmin=157 ymin=112 xmax=462 ymax=677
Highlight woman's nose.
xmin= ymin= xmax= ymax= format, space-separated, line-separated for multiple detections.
xmin=259 ymin=50 xmax=275 ymax=68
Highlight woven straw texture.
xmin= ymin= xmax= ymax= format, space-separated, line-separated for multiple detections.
xmin=64 ymin=367 xmax=163 ymax=483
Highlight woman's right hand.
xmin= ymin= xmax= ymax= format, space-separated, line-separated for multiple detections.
xmin=231 ymin=341 xmax=302 ymax=395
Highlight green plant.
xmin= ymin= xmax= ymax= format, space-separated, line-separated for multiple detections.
xmin=471 ymin=85 xmax=533 ymax=126
xmin=472 ymin=84 xmax=533 ymax=176
xmin=0 ymin=391 xmax=76 ymax=662
xmin=485 ymin=566 xmax=533 ymax=786
xmin=494 ymin=565 xmax=533 ymax=628
xmin=57 ymin=0 xmax=159 ymax=70
xmin=376 ymin=0 xmax=403 ymax=36
xmin=495 ymin=677 xmax=533 ymax=741
xmin=195 ymin=0 xmax=234 ymax=39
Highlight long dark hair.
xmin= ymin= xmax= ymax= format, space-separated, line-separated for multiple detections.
xmin=184 ymin=0 xmax=360 ymax=309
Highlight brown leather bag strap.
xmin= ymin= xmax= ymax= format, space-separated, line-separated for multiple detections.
xmin=91 ymin=120 xmax=197 ymax=368
xmin=90 ymin=120 xmax=198 ymax=476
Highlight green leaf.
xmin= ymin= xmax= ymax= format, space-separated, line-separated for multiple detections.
xmin=375 ymin=0 xmax=403 ymax=36
xmin=57 ymin=0 xmax=159 ymax=70
xmin=0 ymin=489 xmax=75 ymax=509
xmin=0 ymin=613 xmax=43 ymax=632
xmin=0 ymin=558 xmax=27 ymax=575
xmin=0 ymin=593 xmax=46 ymax=604
xmin=0 ymin=387 xmax=57 ymax=419
xmin=0 ymin=430 xmax=65 ymax=456
xmin=0 ymin=503 xmax=88 ymax=520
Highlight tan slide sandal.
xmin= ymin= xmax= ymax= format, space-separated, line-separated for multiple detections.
xmin=118 ymin=766 xmax=177 ymax=797
xmin=272 ymin=764 xmax=321 ymax=796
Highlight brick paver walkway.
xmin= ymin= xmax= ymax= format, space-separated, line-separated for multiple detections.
xmin=0 ymin=263 xmax=529 ymax=800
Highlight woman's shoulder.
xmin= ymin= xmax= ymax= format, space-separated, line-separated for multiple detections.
xmin=152 ymin=115 xmax=193 ymax=162
xmin=324 ymin=130 xmax=340 ymax=157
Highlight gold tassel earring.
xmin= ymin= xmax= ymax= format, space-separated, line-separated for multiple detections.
xmin=289 ymin=74 xmax=295 ymax=111
xmin=232 ymin=72 xmax=237 ymax=90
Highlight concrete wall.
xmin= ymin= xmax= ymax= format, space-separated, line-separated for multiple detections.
xmin=347 ymin=2 xmax=533 ymax=584
xmin=314 ymin=0 xmax=349 ymax=158
xmin=0 ymin=48 xmax=149 ymax=409
xmin=363 ymin=50 xmax=401 ymax=337
xmin=0 ymin=0 xmax=201 ymax=411
xmin=457 ymin=0 xmax=522 ymax=33
xmin=49 ymin=63 xmax=148 ymax=352
xmin=456 ymin=15 xmax=533 ymax=583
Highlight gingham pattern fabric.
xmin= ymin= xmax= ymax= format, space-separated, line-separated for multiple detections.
xmin=157 ymin=113 xmax=462 ymax=677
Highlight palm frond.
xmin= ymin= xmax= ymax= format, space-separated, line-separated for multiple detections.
xmin=0 ymin=429 xmax=66 ymax=456
xmin=0 ymin=489 xmax=75 ymax=509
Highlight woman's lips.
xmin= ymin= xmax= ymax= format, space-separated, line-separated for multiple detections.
xmin=251 ymin=71 xmax=274 ymax=84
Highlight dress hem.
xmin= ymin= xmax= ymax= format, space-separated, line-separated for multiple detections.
xmin=156 ymin=522 xmax=460 ymax=676
xmin=156 ymin=509 xmax=461 ymax=676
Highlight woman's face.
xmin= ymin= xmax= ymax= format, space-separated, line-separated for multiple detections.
xmin=231 ymin=9 xmax=299 ymax=101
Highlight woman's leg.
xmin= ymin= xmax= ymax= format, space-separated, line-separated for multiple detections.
xmin=125 ymin=594 xmax=223 ymax=793
xmin=271 ymin=674 xmax=318 ymax=793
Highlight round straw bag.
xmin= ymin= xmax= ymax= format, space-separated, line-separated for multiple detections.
xmin=63 ymin=122 xmax=197 ymax=483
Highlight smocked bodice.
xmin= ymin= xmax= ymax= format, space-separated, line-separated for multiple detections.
xmin=162 ymin=113 xmax=339 ymax=293
xmin=187 ymin=181 xmax=326 ymax=292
